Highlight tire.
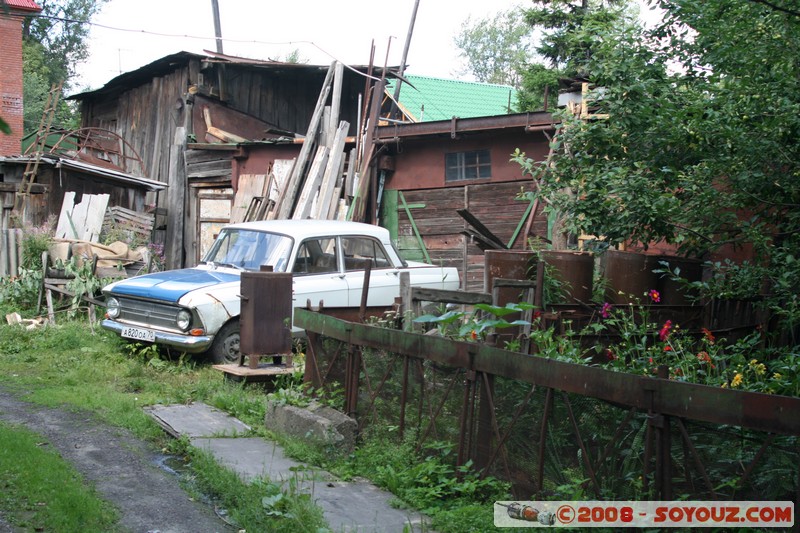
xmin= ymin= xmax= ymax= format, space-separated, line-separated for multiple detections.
xmin=208 ymin=320 xmax=240 ymax=364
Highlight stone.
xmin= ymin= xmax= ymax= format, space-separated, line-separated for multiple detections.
xmin=264 ymin=400 xmax=357 ymax=454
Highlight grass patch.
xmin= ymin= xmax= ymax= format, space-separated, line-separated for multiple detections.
xmin=185 ymin=442 xmax=327 ymax=532
xmin=0 ymin=421 xmax=119 ymax=532
xmin=0 ymin=318 xmax=507 ymax=532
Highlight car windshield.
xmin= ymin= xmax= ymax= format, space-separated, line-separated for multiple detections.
xmin=202 ymin=229 xmax=293 ymax=272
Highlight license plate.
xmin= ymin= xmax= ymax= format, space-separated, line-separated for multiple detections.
xmin=121 ymin=326 xmax=156 ymax=343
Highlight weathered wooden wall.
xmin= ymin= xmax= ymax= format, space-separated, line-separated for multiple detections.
xmin=385 ymin=180 xmax=546 ymax=292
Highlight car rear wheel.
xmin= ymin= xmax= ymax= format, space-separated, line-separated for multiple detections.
xmin=208 ymin=320 xmax=240 ymax=364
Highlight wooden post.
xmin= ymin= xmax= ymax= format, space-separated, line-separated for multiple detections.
xmin=165 ymin=127 xmax=186 ymax=269
xmin=400 ymin=272 xmax=412 ymax=331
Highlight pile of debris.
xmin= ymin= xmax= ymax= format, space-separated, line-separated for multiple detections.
xmin=54 ymin=191 xmax=157 ymax=278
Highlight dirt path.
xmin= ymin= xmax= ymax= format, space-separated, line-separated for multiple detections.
xmin=0 ymin=386 xmax=230 ymax=533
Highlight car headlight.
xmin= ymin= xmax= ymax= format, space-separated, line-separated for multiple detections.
xmin=176 ymin=309 xmax=192 ymax=331
xmin=106 ymin=297 xmax=120 ymax=319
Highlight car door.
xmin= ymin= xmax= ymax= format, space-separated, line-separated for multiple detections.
xmin=291 ymin=237 xmax=349 ymax=309
xmin=341 ymin=236 xmax=400 ymax=307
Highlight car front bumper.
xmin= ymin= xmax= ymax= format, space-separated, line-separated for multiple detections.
xmin=101 ymin=319 xmax=213 ymax=353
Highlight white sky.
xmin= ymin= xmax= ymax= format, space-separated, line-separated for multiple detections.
xmin=76 ymin=0 xmax=523 ymax=91
xmin=76 ymin=0 xmax=661 ymax=93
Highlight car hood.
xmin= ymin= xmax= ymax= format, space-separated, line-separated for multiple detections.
xmin=105 ymin=268 xmax=240 ymax=303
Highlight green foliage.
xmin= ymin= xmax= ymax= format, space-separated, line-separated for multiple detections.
xmin=413 ymin=302 xmax=535 ymax=341
xmin=514 ymin=0 xmax=800 ymax=343
xmin=453 ymin=7 xmax=535 ymax=88
xmin=22 ymin=0 xmax=108 ymax=134
xmin=0 ymin=421 xmax=118 ymax=531
xmin=187 ymin=448 xmax=327 ymax=531
xmin=373 ymin=441 xmax=510 ymax=514
xmin=0 ymin=267 xmax=43 ymax=313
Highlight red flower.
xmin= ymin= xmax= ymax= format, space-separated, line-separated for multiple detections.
xmin=701 ymin=328 xmax=715 ymax=344
xmin=600 ymin=302 xmax=613 ymax=318
xmin=470 ymin=330 xmax=477 ymax=340
xmin=664 ymin=346 xmax=672 ymax=352
xmin=604 ymin=348 xmax=616 ymax=361
xmin=649 ymin=289 xmax=661 ymax=303
xmin=659 ymin=320 xmax=672 ymax=341
xmin=648 ymin=357 xmax=654 ymax=364
xmin=533 ymin=311 xmax=542 ymax=321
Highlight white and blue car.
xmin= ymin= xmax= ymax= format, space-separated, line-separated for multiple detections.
xmin=101 ymin=219 xmax=460 ymax=363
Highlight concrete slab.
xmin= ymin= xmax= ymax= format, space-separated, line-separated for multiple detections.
xmin=150 ymin=404 xmax=434 ymax=532
xmin=145 ymin=402 xmax=251 ymax=438
xmin=190 ymin=437 xmax=323 ymax=484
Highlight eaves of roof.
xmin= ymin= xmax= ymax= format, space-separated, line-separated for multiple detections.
xmin=68 ymin=50 xmax=398 ymax=101
xmin=374 ymin=111 xmax=556 ymax=143
xmin=0 ymin=155 xmax=167 ymax=192
xmin=1 ymin=0 xmax=42 ymax=12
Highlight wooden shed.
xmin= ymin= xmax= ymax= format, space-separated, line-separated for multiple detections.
xmin=69 ymin=51 xmax=391 ymax=268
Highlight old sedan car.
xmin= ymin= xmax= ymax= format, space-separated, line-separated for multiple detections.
xmin=101 ymin=219 xmax=460 ymax=363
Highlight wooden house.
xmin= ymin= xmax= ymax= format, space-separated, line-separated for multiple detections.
xmin=69 ymin=51 xmax=393 ymax=267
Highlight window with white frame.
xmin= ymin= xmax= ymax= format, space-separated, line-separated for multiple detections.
xmin=445 ymin=149 xmax=492 ymax=182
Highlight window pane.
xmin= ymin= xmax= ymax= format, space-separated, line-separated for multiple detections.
xmin=444 ymin=149 xmax=491 ymax=182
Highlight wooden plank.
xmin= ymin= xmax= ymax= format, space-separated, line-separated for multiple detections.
xmin=313 ymin=121 xmax=349 ymax=219
xmin=55 ymin=191 xmax=77 ymax=239
xmin=166 ymin=127 xmax=187 ymax=269
xmin=292 ymin=146 xmax=329 ymax=220
xmin=277 ymin=63 xmax=335 ymax=219
xmin=457 ymin=208 xmax=507 ymax=249
xmin=268 ymin=158 xmax=297 ymax=220
xmin=230 ymin=174 xmax=268 ymax=223
xmin=84 ymin=193 xmax=110 ymax=242
xmin=344 ymin=148 xmax=357 ymax=198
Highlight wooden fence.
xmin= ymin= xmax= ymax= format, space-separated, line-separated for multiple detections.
xmin=0 ymin=229 xmax=23 ymax=278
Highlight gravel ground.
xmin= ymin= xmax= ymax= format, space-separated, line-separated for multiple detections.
xmin=0 ymin=386 xmax=231 ymax=533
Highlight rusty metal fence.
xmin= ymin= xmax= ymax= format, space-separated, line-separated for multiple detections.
xmin=296 ymin=307 xmax=800 ymax=504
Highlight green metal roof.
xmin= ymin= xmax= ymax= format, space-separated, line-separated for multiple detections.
xmin=386 ymin=75 xmax=516 ymax=122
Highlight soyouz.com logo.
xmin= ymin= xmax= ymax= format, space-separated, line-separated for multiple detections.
xmin=494 ymin=501 xmax=794 ymax=528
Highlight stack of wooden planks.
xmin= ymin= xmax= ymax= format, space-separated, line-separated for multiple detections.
xmin=232 ymin=61 xmax=372 ymax=223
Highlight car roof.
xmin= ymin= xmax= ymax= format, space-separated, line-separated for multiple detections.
xmin=224 ymin=219 xmax=392 ymax=243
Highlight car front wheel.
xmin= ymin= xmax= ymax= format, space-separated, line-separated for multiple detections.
xmin=208 ymin=320 xmax=240 ymax=364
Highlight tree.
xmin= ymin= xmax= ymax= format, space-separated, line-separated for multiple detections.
xmin=453 ymin=7 xmax=535 ymax=88
xmin=22 ymin=0 xmax=108 ymax=134
xmin=514 ymin=0 xmax=800 ymax=338
xmin=517 ymin=0 xmax=630 ymax=111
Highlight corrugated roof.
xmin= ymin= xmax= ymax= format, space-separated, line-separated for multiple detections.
xmin=1 ymin=0 xmax=42 ymax=12
xmin=0 ymin=155 xmax=167 ymax=192
xmin=385 ymin=75 xmax=516 ymax=122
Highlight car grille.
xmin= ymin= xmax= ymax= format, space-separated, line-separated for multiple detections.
xmin=115 ymin=297 xmax=182 ymax=332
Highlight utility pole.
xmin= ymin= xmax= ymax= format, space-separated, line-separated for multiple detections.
xmin=211 ymin=0 xmax=224 ymax=53
xmin=390 ymin=0 xmax=420 ymax=119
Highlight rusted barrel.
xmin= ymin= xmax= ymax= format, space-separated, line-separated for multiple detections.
xmin=484 ymin=250 xmax=538 ymax=292
xmin=601 ymin=250 xmax=659 ymax=304
xmin=540 ymin=250 xmax=594 ymax=304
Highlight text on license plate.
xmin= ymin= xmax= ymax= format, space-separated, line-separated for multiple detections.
xmin=121 ymin=326 xmax=156 ymax=342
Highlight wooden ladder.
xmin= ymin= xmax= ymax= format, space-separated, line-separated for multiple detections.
xmin=15 ymin=82 xmax=63 ymax=213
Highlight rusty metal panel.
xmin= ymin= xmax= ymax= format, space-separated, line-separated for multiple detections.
xmin=240 ymin=271 xmax=292 ymax=355
xmin=293 ymin=308 xmax=800 ymax=436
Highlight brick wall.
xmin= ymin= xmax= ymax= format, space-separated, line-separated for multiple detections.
xmin=0 ymin=13 xmax=25 ymax=156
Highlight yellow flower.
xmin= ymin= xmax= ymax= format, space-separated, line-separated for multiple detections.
xmin=774 ymin=373 xmax=783 ymax=380
xmin=755 ymin=363 xmax=766 ymax=376
xmin=731 ymin=373 xmax=743 ymax=388
xmin=721 ymin=382 xmax=728 ymax=389
xmin=749 ymin=359 xmax=758 ymax=367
